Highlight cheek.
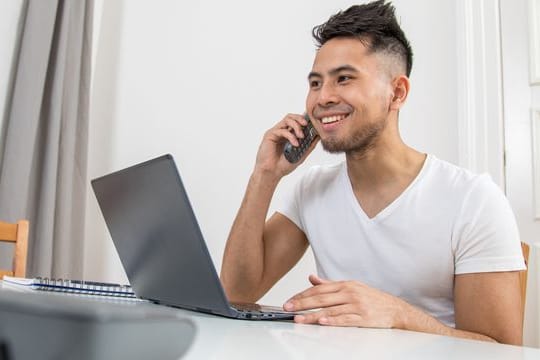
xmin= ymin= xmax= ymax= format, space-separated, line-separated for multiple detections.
xmin=369 ymin=82 xmax=394 ymax=106
xmin=353 ymin=87 xmax=389 ymax=113
xmin=338 ymin=89 xmax=363 ymax=109
xmin=305 ymin=92 xmax=317 ymax=111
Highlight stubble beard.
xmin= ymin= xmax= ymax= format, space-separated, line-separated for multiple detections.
xmin=320 ymin=116 xmax=387 ymax=157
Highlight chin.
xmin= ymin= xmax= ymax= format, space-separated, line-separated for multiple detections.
xmin=321 ymin=120 xmax=385 ymax=155
xmin=320 ymin=138 xmax=351 ymax=154
xmin=320 ymin=137 xmax=374 ymax=156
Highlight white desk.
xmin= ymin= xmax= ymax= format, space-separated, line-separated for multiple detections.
xmin=1 ymin=282 xmax=539 ymax=359
xmin=182 ymin=308 xmax=540 ymax=359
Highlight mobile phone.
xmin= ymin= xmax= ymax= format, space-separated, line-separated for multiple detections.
xmin=283 ymin=114 xmax=318 ymax=163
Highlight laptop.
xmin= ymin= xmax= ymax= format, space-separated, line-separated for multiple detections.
xmin=91 ymin=154 xmax=296 ymax=320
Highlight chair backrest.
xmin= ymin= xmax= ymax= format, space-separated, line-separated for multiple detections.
xmin=0 ymin=220 xmax=29 ymax=279
xmin=520 ymin=241 xmax=530 ymax=321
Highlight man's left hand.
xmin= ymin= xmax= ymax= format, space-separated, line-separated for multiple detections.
xmin=283 ymin=274 xmax=407 ymax=328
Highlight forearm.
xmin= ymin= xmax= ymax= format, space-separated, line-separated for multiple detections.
xmin=220 ymin=169 xmax=281 ymax=301
xmin=289 ymin=276 xmax=519 ymax=344
xmin=398 ymin=301 xmax=497 ymax=343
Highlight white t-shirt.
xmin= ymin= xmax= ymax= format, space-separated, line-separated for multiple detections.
xmin=278 ymin=155 xmax=525 ymax=327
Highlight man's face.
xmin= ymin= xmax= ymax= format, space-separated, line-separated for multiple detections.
xmin=306 ymin=37 xmax=395 ymax=155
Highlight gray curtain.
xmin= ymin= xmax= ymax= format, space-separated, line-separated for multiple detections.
xmin=0 ymin=0 xmax=93 ymax=278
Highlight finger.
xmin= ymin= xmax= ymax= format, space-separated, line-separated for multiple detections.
xmin=319 ymin=313 xmax=364 ymax=327
xmin=285 ymin=113 xmax=308 ymax=127
xmin=286 ymin=136 xmax=320 ymax=166
xmin=278 ymin=114 xmax=307 ymax=139
xmin=294 ymin=304 xmax=353 ymax=324
xmin=267 ymin=128 xmax=301 ymax=147
xmin=287 ymin=280 xmax=344 ymax=303
xmin=309 ymin=273 xmax=329 ymax=286
xmin=285 ymin=291 xmax=350 ymax=312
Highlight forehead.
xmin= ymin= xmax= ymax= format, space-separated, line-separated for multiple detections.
xmin=311 ymin=37 xmax=377 ymax=75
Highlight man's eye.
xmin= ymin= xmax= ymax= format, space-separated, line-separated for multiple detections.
xmin=309 ymin=80 xmax=321 ymax=88
xmin=338 ymin=75 xmax=351 ymax=83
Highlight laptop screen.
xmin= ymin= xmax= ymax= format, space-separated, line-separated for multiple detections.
xmin=91 ymin=154 xmax=231 ymax=314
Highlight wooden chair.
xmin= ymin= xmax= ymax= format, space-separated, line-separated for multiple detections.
xmin=0 ymin=220 xmax=29 ymax=279
xmin=520 ymin=241 xmax=530 ymax=321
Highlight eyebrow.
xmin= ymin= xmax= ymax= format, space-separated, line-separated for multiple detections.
xmin=307 ymin=64 xmax=359 ymax=80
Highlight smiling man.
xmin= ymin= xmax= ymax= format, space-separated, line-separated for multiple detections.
xmin=220 ymin=0 xmax=525 ymax=344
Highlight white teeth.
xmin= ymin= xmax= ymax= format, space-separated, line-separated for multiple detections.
xmin=321 ymin=114 xmax=347 ymax=124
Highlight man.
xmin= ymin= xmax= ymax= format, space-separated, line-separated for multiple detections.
xmin=221 ymin=0 xmax=525 ymax=345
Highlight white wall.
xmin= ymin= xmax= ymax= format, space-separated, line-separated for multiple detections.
xmin=500 ymin=0 xmax=540 ymax=347
xmin=85 ymin=0 xmax=459 ymax=305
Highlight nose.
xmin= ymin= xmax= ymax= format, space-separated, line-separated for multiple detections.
xmin=317 ymin=82 xmax=339 ymax=107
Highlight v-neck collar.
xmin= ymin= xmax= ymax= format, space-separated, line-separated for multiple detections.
xmin=340 ymin=154 xmax=432 ymax=223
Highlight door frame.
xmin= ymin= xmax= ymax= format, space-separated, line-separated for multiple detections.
xmin=455 ymin=0 xmax=505 ymax=188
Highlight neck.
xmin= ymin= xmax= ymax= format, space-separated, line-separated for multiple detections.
xmin=345 ymin=131 xmax=426 ymax=193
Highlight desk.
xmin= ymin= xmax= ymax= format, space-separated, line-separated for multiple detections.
xmin=182 ymin=309 xmax=540 ymax=359
xmin=1 ymin=282 xmax=539 ymax=359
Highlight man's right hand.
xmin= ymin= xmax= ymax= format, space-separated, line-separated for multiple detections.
xmin=221 ymin=113 xmax=314 ymax=302
xmin=254 ymin=113 xmax=319 ymax=179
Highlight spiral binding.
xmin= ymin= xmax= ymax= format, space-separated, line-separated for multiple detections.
xmin=32 ymin=277 xmax=136 ymax=298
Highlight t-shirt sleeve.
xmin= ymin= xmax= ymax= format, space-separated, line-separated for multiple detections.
xmin=453 ymin=174 xmax=526 ymax=274
xmin=276 ymin=176 xmax=305 ymax=232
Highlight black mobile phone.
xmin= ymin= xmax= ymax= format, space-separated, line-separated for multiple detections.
xmin=283 ymin=114 xmax=318 ymax=163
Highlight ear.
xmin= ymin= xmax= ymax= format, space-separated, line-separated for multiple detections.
xmin=390 ymin=75 xmax=410 ymax=111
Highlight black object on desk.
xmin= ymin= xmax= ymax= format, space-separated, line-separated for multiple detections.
xmin=0 ymin=289 xmax=196 ymax=360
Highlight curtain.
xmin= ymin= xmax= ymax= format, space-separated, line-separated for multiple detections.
xmin=0 ymin=0 xmax=93 ymax=278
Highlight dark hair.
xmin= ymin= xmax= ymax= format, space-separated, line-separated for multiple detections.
xmin=312 ymin=1 xmax=413 ymax=77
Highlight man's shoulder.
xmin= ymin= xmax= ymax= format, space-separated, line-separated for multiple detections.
xmin=290 ymin=162 xmax=346 ymax=201
xmin=300 ymin=162 xmax=344 ymax=186
xmin=425 ymin=155 xmax=494 ymax=191
xmin=423 ymin=156 xmax=506 ymax=213
xmin=427 ymin=155 xmax=475 ymax=180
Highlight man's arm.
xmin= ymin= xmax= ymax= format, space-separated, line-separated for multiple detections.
xmin=221 ymin=181 xmax=309 ymax=302
xmin=453 ymin=271 xmax=523 ymax=344
xmin=220 ymin=114 xmax=317 ymax=302
xmin=284 ymin=271 xmax=523 ymax=345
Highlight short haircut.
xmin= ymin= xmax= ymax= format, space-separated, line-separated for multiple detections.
xmin=312 ymin=0 xmax=413 ymax=77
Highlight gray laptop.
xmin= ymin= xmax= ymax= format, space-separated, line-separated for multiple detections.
xmin=91 ymin=154 xmax=295 ymax=320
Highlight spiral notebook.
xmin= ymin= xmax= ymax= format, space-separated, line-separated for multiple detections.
xmin=3 ymin=276 xmax=136 ymax=298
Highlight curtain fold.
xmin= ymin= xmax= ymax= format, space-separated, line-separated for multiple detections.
xmin=0 ymin=0 xmax=93 ymax=278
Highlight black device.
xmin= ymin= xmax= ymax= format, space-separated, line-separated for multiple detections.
xmin=91 ymin=155 xmax=299 ymax=320
xmin=283 ymin=114 xmax=318 ymax=163
xmin=0 ymin=290 xmax=195 ymax=360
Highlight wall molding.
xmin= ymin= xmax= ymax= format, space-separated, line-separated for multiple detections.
xmin=456 ymin=0 xmax=505 ymax=189
xmin=529 ymin=0 xmax=540 ymax=84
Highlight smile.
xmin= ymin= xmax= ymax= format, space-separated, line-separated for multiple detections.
xmin=320 ymin=113 xmax=350 ymax=124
